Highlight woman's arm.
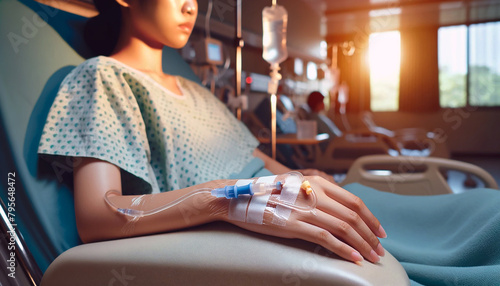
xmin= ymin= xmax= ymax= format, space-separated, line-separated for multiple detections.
xmin=73 ymin=157 xmax=232 ymax=243
xmin=253 ymin=148 xmax=292 ymax=174
xmin=75 ymin=157 xmax=385 ymax=263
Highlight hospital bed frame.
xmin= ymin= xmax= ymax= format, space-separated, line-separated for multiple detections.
xmin=341 ymin=155 xmax=499 ymax=196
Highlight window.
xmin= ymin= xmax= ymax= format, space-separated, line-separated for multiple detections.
xmin=368 ymin=31 xmax=401 ymax=112
xmin=439 ymin=21 xmax=500 ymax=108
xmin=306 ymin=61 xmax=317 ymax=80
xmin=438 ymin=26 xmax=467 ymax=108
xmin=469 ymin=22 xmax=500 ymax=106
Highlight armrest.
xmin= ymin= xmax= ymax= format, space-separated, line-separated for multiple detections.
xmin=41 ymin=222 xmax=409 ymax=285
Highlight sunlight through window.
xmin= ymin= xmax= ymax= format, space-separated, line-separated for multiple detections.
xmin=438 ymin=25 xmax=467 ymax=108
xmin=369 ymin=31 xmax=401 ymax=111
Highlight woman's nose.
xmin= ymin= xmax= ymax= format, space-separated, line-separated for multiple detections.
xmin=182 ymin=0 xmax=197 ymax=15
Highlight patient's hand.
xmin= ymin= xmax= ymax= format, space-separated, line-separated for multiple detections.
xmin=229 ymin=175 xmax=386 ymax=264
xmin=299 ymin=169 xmax=337 ymax=185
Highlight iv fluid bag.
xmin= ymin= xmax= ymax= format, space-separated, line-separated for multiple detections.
xmin=262 ymin=5 xmax=288 ymax=65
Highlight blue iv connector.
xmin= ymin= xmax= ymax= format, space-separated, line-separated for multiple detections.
xmin=211 ymin=182 xmax=283 ymax=199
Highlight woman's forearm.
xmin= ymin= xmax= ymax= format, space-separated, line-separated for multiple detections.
xmin=253 ymin=148 xmax=292 ymax=174
xmin=73 ymin=157 xmax=234 ymax=243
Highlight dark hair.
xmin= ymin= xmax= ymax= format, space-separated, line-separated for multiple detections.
xmin=84 ymin=0 xmax=122 ymax=56
xmin=307 ymin=91 xmax=325 ymax=110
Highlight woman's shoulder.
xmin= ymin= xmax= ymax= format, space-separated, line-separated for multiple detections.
xmin=70 ymin=56 xmax=123 ymax=73
xmin=60 ymin=56 xmax=131 ymax=88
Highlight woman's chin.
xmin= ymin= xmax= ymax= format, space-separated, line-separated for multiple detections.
xmin=164 ymin=39 xmax=191 ymax=50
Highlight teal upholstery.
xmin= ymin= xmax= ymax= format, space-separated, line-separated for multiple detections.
xmin=0 ymin=0 xmax=200 ymax=272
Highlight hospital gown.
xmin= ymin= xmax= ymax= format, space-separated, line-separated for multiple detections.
xmin=38 ymin=56 xmax=260 ymax=194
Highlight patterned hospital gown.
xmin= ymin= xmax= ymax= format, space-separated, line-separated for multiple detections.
xmin=38 ymin=56 xmax=259 ymax=194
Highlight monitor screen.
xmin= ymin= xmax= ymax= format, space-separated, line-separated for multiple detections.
xmin=207 ymin=42 xmax=222 ymax=62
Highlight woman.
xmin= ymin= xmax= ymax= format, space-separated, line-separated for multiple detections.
xmin=38 ymin=0 xmax=385 ymax=265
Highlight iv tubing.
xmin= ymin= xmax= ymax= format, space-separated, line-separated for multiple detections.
xmin=271 ymin=93 xmax=277 ymax=160
xmin=105 ymin=189 xmax=212 ymax=218
xmin=205 ymin=0 xmax=213 ymax=38
xmin=104 ymin=183 xmax=317 ymax=219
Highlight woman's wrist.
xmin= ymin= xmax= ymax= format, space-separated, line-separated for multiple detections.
xmin=187 ymin=179 xmax=235 ymax=223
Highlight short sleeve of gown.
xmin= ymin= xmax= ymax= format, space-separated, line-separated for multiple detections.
xmin=38 ymin=60 xmax=158 ymax=194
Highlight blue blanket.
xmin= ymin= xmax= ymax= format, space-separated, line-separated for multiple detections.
xmin=344 ymin=183 xmax=500 ymax=286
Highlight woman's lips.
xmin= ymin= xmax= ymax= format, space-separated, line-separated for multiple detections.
xmin=178 ymin=23 xmax=194 ymax=33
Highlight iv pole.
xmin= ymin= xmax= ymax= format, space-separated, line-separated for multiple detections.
xmin=266 ymin=0 xmax=284 ymax=160
xmin=234 ymin=0 xmax=243 ymax=121
xmin=235 ymin=0 xmax=281 ymax=159
xmin=270 ymin=0 xmax=277 ymax=161
xmin=271 ymin=0 xmax=277 ymax=160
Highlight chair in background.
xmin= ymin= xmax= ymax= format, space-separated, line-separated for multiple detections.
xmin=361 ymin=111 xmax=450 ymax=158
xmin=262 ymin=94 xmax=451 ymax=173
xmin=252 ymin=95 xmax=403 ymax=173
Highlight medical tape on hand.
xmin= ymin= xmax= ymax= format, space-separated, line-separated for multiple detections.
xmin=245 ymin=175 xmax=276 ymax=224
xmin=272 ymin=175 xmax=302 ymax=226
xmin=227 ymin=179 xmax=254 ymax=222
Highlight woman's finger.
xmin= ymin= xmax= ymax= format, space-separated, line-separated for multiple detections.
xmin=314 ymin=194 xmax=385 ymax=257
xmin=293 ymin=220 xmax=365 ymax=263
xmin=308 ymin=176 xmax=387 ymax=239
xmin=296 ymin=209 xmax=380 ymax=263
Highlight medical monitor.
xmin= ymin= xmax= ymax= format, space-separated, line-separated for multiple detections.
xmin=196 ymin=38 xmax=224 ymax=65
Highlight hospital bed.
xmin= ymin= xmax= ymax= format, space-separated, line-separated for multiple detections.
xmin=0 ymin=0 xmax=496 ymax=285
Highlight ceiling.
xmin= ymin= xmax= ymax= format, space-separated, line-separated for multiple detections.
xmin=300 ymin=0 xmax=500 ymax=39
